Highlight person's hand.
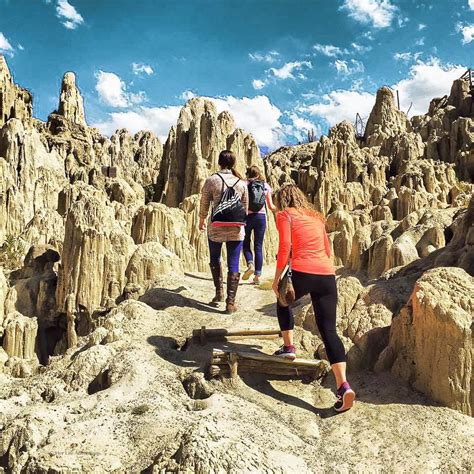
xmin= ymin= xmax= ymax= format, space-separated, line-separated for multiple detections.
xmin=199 ymin=218 xmax=206 ymax=232
xmin=272 ymin=280 xmax=279 ymax=299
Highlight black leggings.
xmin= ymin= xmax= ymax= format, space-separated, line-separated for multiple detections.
xmin=277 ymin=271 xmax=346 ymax=364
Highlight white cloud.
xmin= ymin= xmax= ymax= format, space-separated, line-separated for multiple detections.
xmin=302 ymin=89 xmax=375 ymax=127
xmin=18 ymin=44 xmax=24 ymax=51
xmin=269 ymin=61 xmax=312 ymax=80
xmin=313 ymin=43 xmax=348 ymax=57
xmin=469 ymin=0 xmax=474 ymax=10
xmin=249 ymin=51 xmax=279 ymax=63
xmin=285 ymin=113 xmax=320 ymax=143
xmin=95 ymin=71 xmax=129 ymax=107
xmin=302 ymin=59 xmax=466 ymax=128
xmin=252 ymin=79 xmax=266 ymax=90
xmin=415 ymin=37 xmax=425 ymax=46
xmin=0 ymin=32 xmax=14 ymax=55
xmin=418 ymin=23 xmax=427 ymax=30
xmin=288 ymin=113 xmax=315 ymax=132
xmin=393 ymin=51 xmax=422 ymax=63
xmin=132 ymin=63 xmax=154 ymax=76
xmin=351 ymin=42 xmax=372 ymax=53
xmin=393 ymin=59 xmax=466 ymax=115
xmin=397 ymin=16 xmax=409 ymax=27
xmin=180 ymin=90 xmax=196 ymax=101
xmin=209 ymin=95 xmax=285 ymax=149
xmin=95 ymin=71 xmax=146 ymax=108
xmin=129 ymin=91 xmax=147 ymax=105
xmin=457 ymin=23 xmax=474 ymax=44
xmin=340 ymin=0 xmax=397 ymax=28
xmin=56 ymin=0 xmax=84 ymax=29
xmin=334 ymin=59 xmax=364 ymax=75
xmin=93 ymin=106 xmax=182 ymax=142
xmin=94 ymin=94 xmax=287 ymax=150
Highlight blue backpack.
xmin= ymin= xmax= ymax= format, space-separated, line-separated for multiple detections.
xmin=248 ymin=180 xmax=266 ymax=212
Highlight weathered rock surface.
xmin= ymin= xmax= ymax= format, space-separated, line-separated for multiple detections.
xmin=376 ymin=267 xmax=474 ymax=415
xmin=0 ymin=55 xmax=32 ymax=128
xmin=156 ymin=98 xmax=261 ymax=207
xmin=1 ymin=275 xmax=473 ymax=473
xmin=57 ymin=72 xmax=86 ymax=126
xmin=131 ymin=202 xmax=197 ymax=271
xmin=2 ymin=311 xmax=38 ymax=360
xmin=0 ymin=54 xmax=473 ymax=472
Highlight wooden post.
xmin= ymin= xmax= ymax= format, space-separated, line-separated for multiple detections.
xmin=229 ymin=352 xmax=239 ymax=380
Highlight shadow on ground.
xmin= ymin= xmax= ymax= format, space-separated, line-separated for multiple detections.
xmin=140 ymin=286 xmax=224 ymax=315
xmin=257 ymin=296 xmax=310 ymax=318
xmin=147 ymin=335 xmax=339 ymax=417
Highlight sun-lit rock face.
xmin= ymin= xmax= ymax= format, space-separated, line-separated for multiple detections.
xmin=266 ymin=72 xmax=473 ymax=280
xmin=376 ymin=266 xmax=474 ymax=416
xmin=156 ymin=97 xmax=262 ymax=207
xmin=364 ymin=86 xmax=412 ymax=146
xmin=0 ymin=51 xmax=473 ymax=466
xmin=0 ymin=56 xmax=272 ymax=374
xmin=57 ymin=72 xmax=87 ymax=127
xmin=0 ymin=54 xmax=32 ymax=128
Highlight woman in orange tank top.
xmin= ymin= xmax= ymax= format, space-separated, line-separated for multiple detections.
xmin=271 ymin=184 xmax=355 ymax=413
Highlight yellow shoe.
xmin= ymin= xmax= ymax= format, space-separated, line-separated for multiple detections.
xmin=242 ymin=264 xmax=255 ymax=281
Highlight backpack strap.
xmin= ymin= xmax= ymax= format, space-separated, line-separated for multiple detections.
xmin=215 ymin=172 xmax=240 ymax=189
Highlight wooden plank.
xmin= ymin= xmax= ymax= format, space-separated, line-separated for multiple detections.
xmin=193 ymin=328 xmax=281 ymax=340
xmin=209 ymin=349 xmax=329 ymax=380
xmin=213 ymin=349 xmax=324 ymax=368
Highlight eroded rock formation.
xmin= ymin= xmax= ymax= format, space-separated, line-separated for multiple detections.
xmin=0 ymin=54 xmax=473 ymax=473
xmin=156 ymin=98 xmax=261 ymax=207
xmin=376 ymin=267 xmax=473 ymax=415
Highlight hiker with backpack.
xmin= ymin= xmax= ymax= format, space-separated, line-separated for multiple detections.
xmin=271 ymin=184 xmax=355 ymax=412
xmin=199 ymin=150 xmax=248 ymax=314
xmin=242 ymin=166 xmax=276 ymax=285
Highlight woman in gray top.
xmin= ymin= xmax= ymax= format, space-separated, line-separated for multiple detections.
xmin=199 ymin=150 xmax=249 ymax=313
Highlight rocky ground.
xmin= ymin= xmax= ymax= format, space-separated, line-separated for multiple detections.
xmin=1 ymin=269 xmax=473 ymax=473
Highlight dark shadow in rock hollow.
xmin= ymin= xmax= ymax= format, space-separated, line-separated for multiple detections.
xmin=140 ymin=286 xmax=224 ymax=315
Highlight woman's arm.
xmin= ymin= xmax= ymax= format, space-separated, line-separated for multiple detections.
xmin=272 ymin=266 xmax=285 ymax=298
xmin=199 ymin=179 xmax=212 ymax=231
xmin=266 ymin=190 xmax=277 ymax=212
xmin=272 ymin=212 xmax=291 ymax=294
xmin=275 ymin=212 xmax=291 ymax=269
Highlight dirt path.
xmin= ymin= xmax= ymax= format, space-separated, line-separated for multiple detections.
xmin=140 ymin=268 xmax=474 ymax=472
xmin=1 ymin=267 xmax=473 ymax=472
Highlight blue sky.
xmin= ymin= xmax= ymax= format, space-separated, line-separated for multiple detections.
xmin=0 ymin=0 xmax=472 ymax=152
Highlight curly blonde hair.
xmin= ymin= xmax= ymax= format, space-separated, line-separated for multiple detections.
xmin=275 ymin=184 xmax=325 ymax=222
